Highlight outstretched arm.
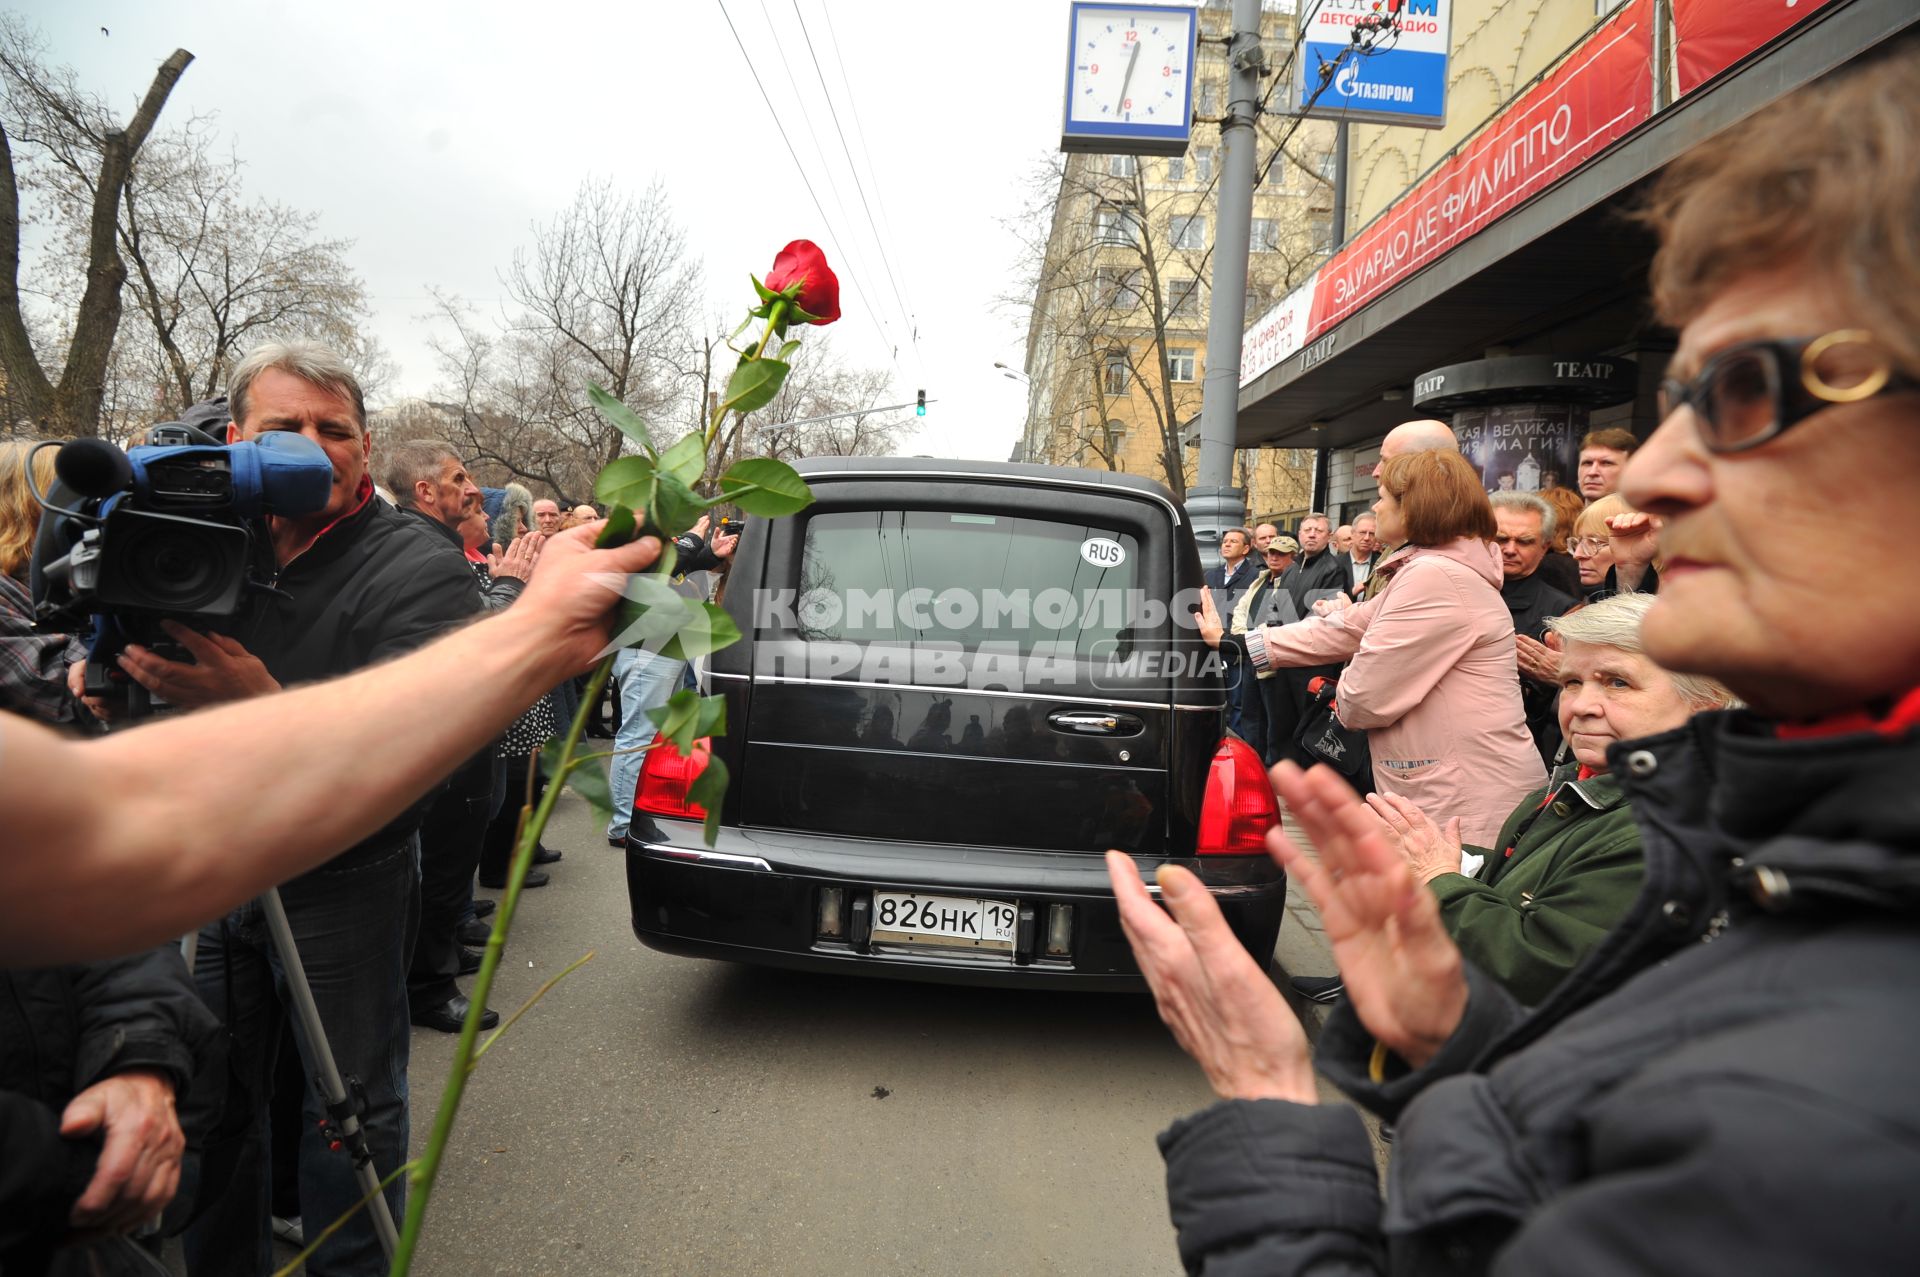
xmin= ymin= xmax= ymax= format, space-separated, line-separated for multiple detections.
xmin=0 ymin=526 xmax=661 ymax=965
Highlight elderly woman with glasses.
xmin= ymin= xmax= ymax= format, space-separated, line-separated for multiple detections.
xmin=1109 ymin=46 xmax=1920 ymax=1276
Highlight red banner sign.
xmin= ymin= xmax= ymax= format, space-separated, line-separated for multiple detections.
xmin=1672 ymin=0 xmax=1842 ymax=97
xmin=1305 ymin=0 xmax=1651 ymax=340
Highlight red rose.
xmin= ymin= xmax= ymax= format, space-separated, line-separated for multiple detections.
xmin=763 ymin=240 xmax=841 ymax=326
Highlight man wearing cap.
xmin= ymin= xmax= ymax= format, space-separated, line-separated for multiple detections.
xmin=1230 ymin=536 xmax=1299 ymax=762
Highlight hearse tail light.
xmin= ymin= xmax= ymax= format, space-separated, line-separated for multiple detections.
xmin=635 ymin=733 xmax=713 ymax=819
xmin=1196 ymin=737 xmax=1279 ymax=855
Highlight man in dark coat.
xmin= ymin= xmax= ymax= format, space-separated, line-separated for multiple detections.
xmin=1204 ymin=528 xmax=1259 ymax=739
xmin=1 ymin=951 xmax=219 ymax=1274
xmin=383 ymin=440 xmax=541 ymax=1034
xmin=1269 ymin=512 xmax=1351 ymax=763
xmin=1492 ymin=493 xmax=1578 ymax=764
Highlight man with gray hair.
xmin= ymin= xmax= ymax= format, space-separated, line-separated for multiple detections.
xmin=1491 ymin=491 xmax=1578 ymax=764
xmin=111 ymin=341 xmax=484 ymax=1277
xmin=384 ymin=439 xmax=544 ymax=1035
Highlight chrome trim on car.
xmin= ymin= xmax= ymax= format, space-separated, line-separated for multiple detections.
xmin=639 ymin=843 xmax=772 ymax=872
xmin=751 ymin=673 xmax=1174 ymax=710
xmin=1143 ymin=881 xmax=1277 ymax=899
xmin=748 ymin=738 xmax=1165 ymax=771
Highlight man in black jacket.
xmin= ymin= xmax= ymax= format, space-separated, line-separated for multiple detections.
xmin=383 ymin=440 xmax=541 ymax=1034
xmin=1 ymin=950 xmax=219 ymax=1273
xmin=114 ymin=343 xmax=482 ymax=1277
xmin=1492 ymin=493 xmax=1578 ymax=765
xmin=1268 ymin=512 xmax=1350 ymax=763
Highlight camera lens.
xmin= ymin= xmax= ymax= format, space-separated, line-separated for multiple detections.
xmin=129 ymin=527 xmax=223 ymax=608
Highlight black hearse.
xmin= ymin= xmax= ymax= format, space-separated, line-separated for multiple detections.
xmin=623 ymin=457 xmax=1285 ymax=989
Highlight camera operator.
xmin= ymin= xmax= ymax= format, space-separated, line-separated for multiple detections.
xmin=76 ymin=343 xmax=483 ymax=1277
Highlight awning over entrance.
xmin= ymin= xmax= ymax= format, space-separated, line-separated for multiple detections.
xmin=1235 ymin=0 xmax=1915 ymax=453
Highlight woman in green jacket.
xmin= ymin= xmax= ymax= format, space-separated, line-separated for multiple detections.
xmin=1368 ymin=592 xmax=1736 ymax=1005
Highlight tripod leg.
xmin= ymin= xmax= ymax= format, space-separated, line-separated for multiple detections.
xmin=259 ymin=887 xmax=401 ymax=1261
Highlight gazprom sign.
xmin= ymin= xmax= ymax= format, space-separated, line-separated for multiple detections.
xmin=1294 ymin=0 xmax=1451 ymax=129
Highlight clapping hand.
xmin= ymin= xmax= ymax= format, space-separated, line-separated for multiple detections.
xmin=488 ymin=529 xmax=543 ymax=582
xmin=1364 ymin=791 xmax=1465 ymax=883
xmin=1105 ymin=850 xmax=1319 ymax=1104
xmin=1514 ymin=633 xmax=1560 ymax=683
xmin=1195 ymin=587 xmax=1225 ymax=649
xmin=1267 ymin=763 xmax=1468 ymax=1068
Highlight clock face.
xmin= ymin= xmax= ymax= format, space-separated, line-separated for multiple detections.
xmin=1061 ymin=3 xmax=1197 ymax=153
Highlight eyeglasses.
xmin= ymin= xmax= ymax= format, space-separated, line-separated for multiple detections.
xmin=1567 ymin=536 xmax=1612 ymax=555
xmin=1657 ymin=329 xmax=1919 ymax=453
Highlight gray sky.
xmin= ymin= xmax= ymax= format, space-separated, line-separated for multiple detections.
xmin=25 ymin=0 xmax=1074 ymax=460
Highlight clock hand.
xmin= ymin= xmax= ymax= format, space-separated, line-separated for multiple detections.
xmin=1117 ymin=38 xmax=1142 ymax=113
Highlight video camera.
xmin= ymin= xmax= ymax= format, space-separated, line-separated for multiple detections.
xmin=28 ymin=410 xmax=335 ymax=714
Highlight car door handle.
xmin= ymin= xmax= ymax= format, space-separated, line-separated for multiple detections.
xmin=1047 ymin=709 xmax=1141 ymax=735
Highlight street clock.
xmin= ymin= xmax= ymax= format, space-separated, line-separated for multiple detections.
xmin=1060 ymin=3 xmax=1198 ymax=157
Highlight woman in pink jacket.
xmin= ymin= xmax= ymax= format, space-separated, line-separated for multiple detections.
xmin=1202 ymin=449 xmax=1544 ymax=845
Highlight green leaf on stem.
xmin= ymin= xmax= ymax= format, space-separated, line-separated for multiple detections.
xmin=595 ymin=504 xmax=638 ymax=547
xmin=587 ymin=382 xmax=653 ymax=452
xmin=659 ymin=600 xmax=743 ymax=661
xmin=728 ymin=312 xmax=755 ymax=342
xmin=607 ymin=574 xmax=693 ymax=652
xmin=689 ymin=753 xmax=730 ymax=846
xmin=657 ymin=431 xmax=706 ymax=487
xmin=645 ymin=688 xmax=703 ymax=755
xmin=595 ymin=455 xmax=656 ymax=510
xmin=537 ymin=739 xmax=612 ymax=829
xmin=693 ymin=693 xmax=728 ymax=739
xmin=722 ymin=357 xmax=790 ymax=417
xmin=650 ymin=471 xmax=707 ymax=537
xmin=750 ymin=273 xmax=779 ymax=307
xmin=777 ymin=339 xmax=801 ymax=361
xmin=720 ymin=457 xmax=813 ymax=517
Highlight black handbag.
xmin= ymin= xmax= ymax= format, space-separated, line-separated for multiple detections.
xmin=1293 ymin=677 xmax=1372 ymax=785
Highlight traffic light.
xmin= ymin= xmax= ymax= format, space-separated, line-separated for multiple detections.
xmin=916 ymin=389 xmax=926 ymax=417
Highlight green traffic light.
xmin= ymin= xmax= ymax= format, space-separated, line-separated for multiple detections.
xmin=916 ymin=389 xmax=926 ymax=417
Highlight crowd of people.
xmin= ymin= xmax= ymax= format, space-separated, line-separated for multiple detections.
xmin=0 ymin=343 xmax=731 ymax=1274
xmin=0 ymin=38 xmax=1915 ymax=1277
xmin=1114 ymin=45 xmax=1920 ymax=1273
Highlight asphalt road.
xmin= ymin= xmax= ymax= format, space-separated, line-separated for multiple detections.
xmin=399 ymin=788 xmax=1222 ymax=1277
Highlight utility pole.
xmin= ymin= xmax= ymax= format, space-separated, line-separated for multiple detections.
xmin=1188 ymin=0 xmax=1265 ymax=557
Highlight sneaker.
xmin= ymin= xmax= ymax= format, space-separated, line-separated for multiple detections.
xmin=1288 ymin=973 xmax=1346 ymax=1004
xmin=272 ymin=1215 xmax=305 ymax=1247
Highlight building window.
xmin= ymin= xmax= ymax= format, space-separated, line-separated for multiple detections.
xmin=1169 ymin=348 xmax=1197 ymax=382
xmin=1250 ymin=217 xmax=1280 ymax=252
xmin=1103 ymin=352 xmax=1131 ymax=396
xmin=1108 ymin=153 xmax=1137 ymax=179
xmin=1092 ymin=203 xmax=1142 ymax=247
xmin=1317 ymin=152 xmax=1338 ymax=183
xmin=1310 ymin=213 xmax=1335 ymax=253
xmin=1194 ymin=148 xmax=1214 ymax=183
xmin=1105 ymin=419 xmax=1129 ymax=451
xmin=1095 ymin=266 xmax=1140 ymax=309
xmin=1166 ymin=154 xmax=1186 ymax=182
xmin=1198 ymin=81 xmax=1220 ymax=116
xmin=1244 ymin=287 xmax=1264 ymax=317
xmin=1168 ymin=277 xmax=1201 ymax=319
xmin=1171 ymin=215 xmax=1206 ymax=250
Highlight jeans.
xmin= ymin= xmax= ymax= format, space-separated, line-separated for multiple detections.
xmin=184 ymin=838 xmax=418 ymax=1277
xmin=607 ymin=646 xmax=686 ymax=839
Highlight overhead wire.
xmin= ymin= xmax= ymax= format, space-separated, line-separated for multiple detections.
xmin=713 ymin=0 xmax=897 ymax=361
xmin=789 ymin=0 xmax=924 ymax=379
xmin=749 ymin=0 xmax=903 ymax=367
xmin=816 ymin=0 xmax=927 ymax=385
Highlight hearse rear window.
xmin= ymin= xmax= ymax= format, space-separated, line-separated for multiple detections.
xmin=798 ymin=510 xmax=1140 ymax=654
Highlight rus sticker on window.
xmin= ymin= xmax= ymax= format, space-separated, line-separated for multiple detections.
xmin=1080 ymin=537 xmax=1126 ymax=568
